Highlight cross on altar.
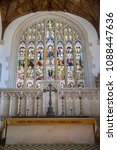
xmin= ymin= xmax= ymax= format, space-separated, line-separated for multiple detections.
xmin=43 ymin=84 xmax=57 ymax=117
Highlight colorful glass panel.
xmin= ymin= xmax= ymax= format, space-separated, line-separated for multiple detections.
xmin=26 ymin=41 xmax=35 ymax=88
xmin=66 ymin=41 xmax=75 ymax=87
xmin=16 ymin=41 xmax=26 ymax=88
xmin=16 ymin=19 xmax=85 ymax=88
xmin=36 ymin=41 xmax=44 ymax=87
xmin=75 ymin=41 xmax=84 ymax=87
xmin=57 ymin=41 xmax=65 ymax=87
xmin=46 ymin=39 xmax=55 ymax=79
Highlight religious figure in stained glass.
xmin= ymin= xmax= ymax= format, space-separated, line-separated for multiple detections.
xmin=36 ymin=41 xmax=44 ymax=87
xmin=26 ymin=41 xmax=35 ymax=88
xmin=66 ymin=41 xmax=75 ymax=87
xmin=16 ymin=41 xmax=26 ymax=88
xmin=46 ymin=39 xmax=55 ymax=80
xmin=16 ymin=18 xmax=85 ymax=88
xmin=57 ymin=41 xmax=65 ymax=87
xmin=75 ymin=41 xmax=84 ymax=87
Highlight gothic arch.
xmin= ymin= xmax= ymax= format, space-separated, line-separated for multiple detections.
xmin=9 ymin=11 xmax=93 ymax=88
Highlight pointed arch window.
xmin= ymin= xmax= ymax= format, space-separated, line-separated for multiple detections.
xmin=16 ymin=18 xmax=85 ymax=88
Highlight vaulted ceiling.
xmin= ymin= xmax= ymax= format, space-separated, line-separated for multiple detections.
xmin=0 ymin=0 xmax=100 ymax=39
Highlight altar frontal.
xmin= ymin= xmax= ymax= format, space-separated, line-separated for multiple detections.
xmin=5 ymin=118 xmax=97 ymax=145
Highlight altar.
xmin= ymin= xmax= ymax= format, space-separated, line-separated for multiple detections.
xmin=5 ymin=118 xmax=98 ymax=145
xmin=0 ymin=83 xmax=100 ymax=145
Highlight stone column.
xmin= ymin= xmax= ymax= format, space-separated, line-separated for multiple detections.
xmin=17 ymin=94 xmax=26 ymax=116
xmin=74 ymin=94 xmax=80 ymax=116
xmin=1 ymin=92 xmax=10 ymax=117
xmin=90 ymin=91 xmax=100 ymax=117
xmin=34 ymin=92 xmax=43 ymax=117
xmin=64 ymin=93 xmax=67 ymax=116
xmin=26 ymin=94 xmax=34 ymax=116
xmin=66 ymin=93 xmax=74 ymax=116
xmin=82 ymin=92 xmax=91 ymax=116
xmin=39 ymin=92 xmax=43 ymax=116
xmin=9 ymin=93 xmax=18 ymax=117
xmin=58 ymin=94 xmax=63 ymax=116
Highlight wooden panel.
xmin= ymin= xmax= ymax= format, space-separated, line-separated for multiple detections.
xmin=0 ymin=0 xmax=100 ymax=39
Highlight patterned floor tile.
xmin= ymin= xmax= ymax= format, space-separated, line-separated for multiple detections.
xmin=0 ymin=143 xmax=100 ymax=150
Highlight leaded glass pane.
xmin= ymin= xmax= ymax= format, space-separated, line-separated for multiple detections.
xmin=66 ymin=41 xmax=75 ymax=87
xmin=36 ymin=41 xmax=44 ymax=87
xmin=16 ymin=41 xmax=26 ymax=88
xmin=26 ymin=41 xmax=35 ymax=88
xmin=75 ymin=41 xmax=85 ymax=88
xmin=16 ymin=17 xmax=85 ymax=88
xmin=57 ymin=41 xmax=65 ymax=87
xmin=46 ymin=39 xmax=55 ymax=79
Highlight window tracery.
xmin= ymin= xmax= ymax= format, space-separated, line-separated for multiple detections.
xmin=16 ymin=18 xmax=85 ymax=88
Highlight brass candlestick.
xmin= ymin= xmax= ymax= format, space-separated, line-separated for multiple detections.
xmin=17 ymin=96 xmax=22 ymax=117
xmin=35 ymin=97 xmax=40 ymax=117
xmin=70 ymin=108 xmax=73 ymax=116
xmin=61 ymin=96 xmax=65 ymax=116
xmin=26 ymin=108 xmax=29 ymax=116
xmin=79 ymin=93 xmax=83 ymax=116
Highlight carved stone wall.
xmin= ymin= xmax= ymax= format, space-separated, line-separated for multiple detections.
xmin=0 ymin=87 xmax=99 ymax=120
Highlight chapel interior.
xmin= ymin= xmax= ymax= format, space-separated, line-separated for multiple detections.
xmin=0 ymin=0 xmax=100 ymax=148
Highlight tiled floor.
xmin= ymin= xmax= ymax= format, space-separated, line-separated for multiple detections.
xmin=0 ymin=138 xmax=100 ymax=150
xmin=0 ymin=143 xmax=100 ymax=150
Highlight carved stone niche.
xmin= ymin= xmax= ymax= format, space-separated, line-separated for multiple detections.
xmin=95 ymin=73 xmax=100 ymax=88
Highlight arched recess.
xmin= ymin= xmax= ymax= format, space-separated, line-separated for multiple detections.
xmin=8 ymin=11 xmax=94 ymax=88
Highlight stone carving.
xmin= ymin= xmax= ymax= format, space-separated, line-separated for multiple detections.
xmin=0 ymin=88 xmax=100 ymax=119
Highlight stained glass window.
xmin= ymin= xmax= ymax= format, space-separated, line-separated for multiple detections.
xmin=36 ymin=41 xmax=44 ymax=87
xmin=57 ymin=41 xmax=65 ymax=87
xmin=66 ymin=41 xmax=75 ymax=87
xmin=16 ymin=41 xmax=26 ymax=88
xmin=26 ymin=41 xmax=35 ymax=88
xmin=16 ymin=18 xmax=85 ymax=88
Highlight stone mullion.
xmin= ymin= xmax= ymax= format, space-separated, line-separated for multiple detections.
xmin=42 ymin=21 xmax=45 ymax=81
xmin=24 ymin=30 xmax=28 ymax=88
xmin=80 ymin=42 xmax=85 ymax=87
xmin=75 ymin=36 xmax=84 ymax=88
xmin=34 ymin=24 xmax=37 ymax=88
xmin=16 ymin=38 xmax=22 ymax=88
xmin=72 ymin=95 xmax=75 ymax=116
xmin=72 ymin=31 xmax=77 ymax=87
xmin=44 ymin=20 xmax=47 ymax=80
xmin=63 ymin=23 xmax=67 ymax=87
xmin=55 ymin=20 xmax=57 ymax=80
xmin=30 ymin=26 xmax=36 ymax=88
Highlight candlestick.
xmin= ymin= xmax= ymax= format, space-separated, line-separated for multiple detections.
xmin=61 ymin=96 xmax=65 ymax=116
xmin=17 ymin=96 xmax=22 ymax=117
xmin=35 ymin=96 xmax=40 ymax=117
xmin=79 ymin=94 xmax=83 ymax=116
xmin=70 ymin=108 xmax=73 ymax=115
xmin=26 ymin=108 xmax=29 ymax=116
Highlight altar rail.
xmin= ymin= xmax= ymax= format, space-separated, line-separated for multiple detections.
xmin=0 ymin=88 xmax=99 ymax=119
